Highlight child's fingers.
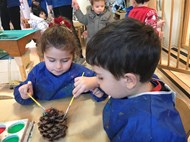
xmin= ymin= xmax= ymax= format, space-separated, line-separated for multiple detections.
xmin=74 ymin=77 xmax=80 ymax=87
xmin=73 ymin=83 xmax=87 ymax=97
xmin=19 ymin=85 xmax=30 ymax=99
xmin=27 ymin=81 xmax=33 ymax=95
xmin=72 ymin=87 xmax=82 ymax=97
xmin=92 ymin=88 xmax=104 ymax=98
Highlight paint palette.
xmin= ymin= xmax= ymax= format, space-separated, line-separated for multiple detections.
xmin=0 ymin=119 xmax=34 ymax=142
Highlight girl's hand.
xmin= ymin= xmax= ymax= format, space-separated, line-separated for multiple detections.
xmin=73 ymin=76 xmax=98 ymax=97
xmin=18 ymin=81 xmax=33 ymax=99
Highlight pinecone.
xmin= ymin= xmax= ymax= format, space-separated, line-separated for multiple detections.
xmin=38 ymin=108 xmax=68 ymax=141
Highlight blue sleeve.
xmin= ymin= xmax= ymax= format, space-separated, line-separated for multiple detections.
xmin=14 ymin=67 xmax=38 ymax=105
xmin=125 ymin=6 xmax=133 ymax=17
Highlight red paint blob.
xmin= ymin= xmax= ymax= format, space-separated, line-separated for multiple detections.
xmin=0 ymin=127 xmax=6 ymax=134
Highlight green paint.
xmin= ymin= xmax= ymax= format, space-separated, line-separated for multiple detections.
xmin=8 ymin=122 xmax=24 ymax=134
xmin=2 ymin=135 xmax=19 ymax=142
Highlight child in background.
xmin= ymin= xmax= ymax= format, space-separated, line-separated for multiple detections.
xmin=128 ymin=0 xmax=164 ymax=37
xmin=82 ymin=18 xmax=186 ymax=141
xmin=28 ymin=7 xmax=49 ymax=32
xmin=14 ymin=24 xmax=100 ymax=105
xmin=73 ymin=0 xmax=113 ymax=43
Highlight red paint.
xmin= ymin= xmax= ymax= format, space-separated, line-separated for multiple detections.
xmin=0 ymin=127 xmax=6 ymax=134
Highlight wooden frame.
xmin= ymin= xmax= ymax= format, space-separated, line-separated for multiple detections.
xmin=182 ymin=0 xmax=190 ymax=47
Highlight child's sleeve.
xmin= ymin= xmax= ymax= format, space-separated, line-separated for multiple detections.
xmin=104 ymin=10 xmax=115 ymax=25
xmin=14 ymin=67 xmax=37 ymax=105
xmin=108 ymin=12 xmax=114 ymax=23
xmin=74 ymin=9 xmax=88 ymax=25
xmin=144 ymin=9 xmax=158 ymax=30
xmin=90 ymin=87 xmax=108 ymax=102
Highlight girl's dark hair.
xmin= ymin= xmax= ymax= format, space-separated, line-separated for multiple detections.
xmin=38 ymin=25 xmax=79 ymax=58
xmin=86 ymin=18 xmax=161 ymax=82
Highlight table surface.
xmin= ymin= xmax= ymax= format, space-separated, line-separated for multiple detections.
xmin=0 ymin=94 xmax=109 ymax=142
xmin=0 ymin=29 xmax=39 ymax=57
xmin=0 ymin=30 xmax=37 ymax=40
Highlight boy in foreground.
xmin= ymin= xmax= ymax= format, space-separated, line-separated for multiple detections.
xmin=84 ymin=18 xmax=186 ymax=141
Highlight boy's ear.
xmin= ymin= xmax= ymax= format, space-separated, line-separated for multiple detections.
xmin=123 ymin=73 xmax=138 ymax=89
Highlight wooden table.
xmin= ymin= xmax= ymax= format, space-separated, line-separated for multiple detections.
xmin=0 ymin=30 xmax=40 ymax=81
xmin=0 ymin=95 xmax=109 ymax=142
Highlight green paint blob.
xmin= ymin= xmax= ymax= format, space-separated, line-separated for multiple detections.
xmin=0 ymin=124 xmax=6 ymax=134
xmin=8 ymin=122 xmax=24 ymax=134
xmin=2 ymin=135 xmax=19 ymax=142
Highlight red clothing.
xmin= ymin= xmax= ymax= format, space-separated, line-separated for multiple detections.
xmin=128 ymin=6 xmax=158 ymax=30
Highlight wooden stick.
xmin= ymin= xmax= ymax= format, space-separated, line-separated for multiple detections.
xmin=27 ymin=93 xmax=46 ymax=111
xmin=63 ymin=72 xmax=85 ymax=119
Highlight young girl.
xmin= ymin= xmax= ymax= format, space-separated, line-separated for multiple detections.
xmin=73 ymin=0 xmax=113 ymax=42
xmin=14 ymin=24 xmax=98 ymax=105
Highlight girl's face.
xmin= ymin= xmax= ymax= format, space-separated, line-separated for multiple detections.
xmin=44 ymin=47 xmax=73 ymax=76
xmin=92 ymin=1 xmax=105 ymax=14
xmin=93 ymin=66 xmax=129 ymax=98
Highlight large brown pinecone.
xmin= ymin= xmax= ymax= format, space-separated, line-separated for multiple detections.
xmin=38 ymin=108 xmax=68 ymax=141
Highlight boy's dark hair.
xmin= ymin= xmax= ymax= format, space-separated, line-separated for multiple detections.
xmin=135 ymin=0 xmax=150 ymax=4
xmin=86 ymin=17 xmax=161 ymax=82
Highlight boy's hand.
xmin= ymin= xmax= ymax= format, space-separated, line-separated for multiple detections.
xmin=157 ymin=19 xmax=165 ymax=28
xmin=73 ymin=76 xmax=98 ymax=97
xmin=72 ymin=0 xmax=79 ymax=10
xmin=92 ymin=88 xmax=104 ymax=98
xmin=18 ymin=81 xmax=33 ymax=99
